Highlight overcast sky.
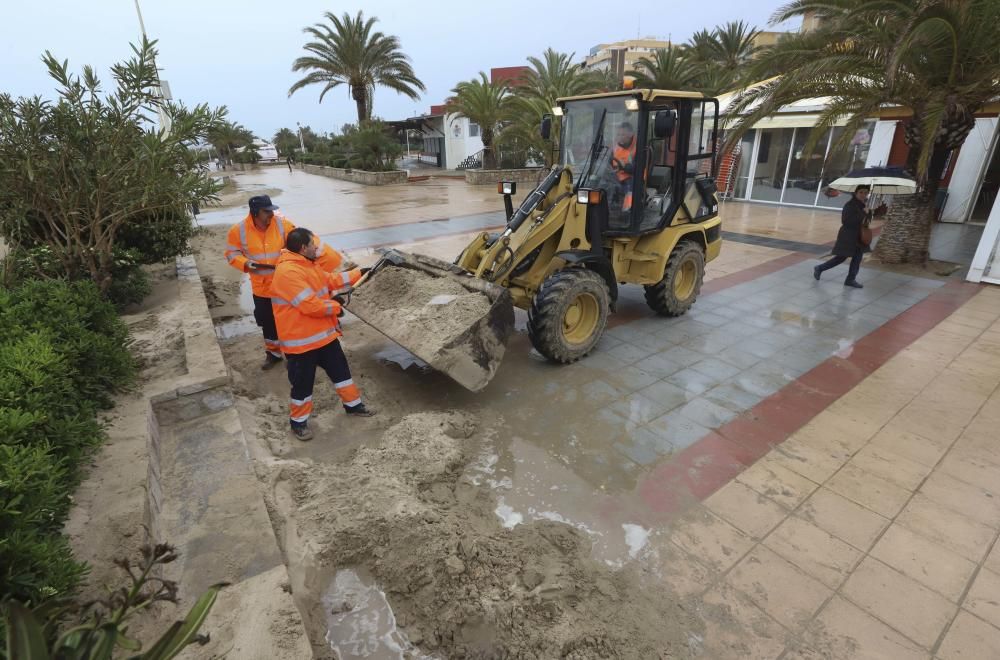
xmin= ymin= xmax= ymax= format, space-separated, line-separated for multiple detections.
xmin=4 ymin=1 xmax=797 ymax=140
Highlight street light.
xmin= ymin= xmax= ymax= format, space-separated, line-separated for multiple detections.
xmin=296 ymin=122 xmax=306 ymax=152
xmin=133 ymin=0 xmax=171 ymax=134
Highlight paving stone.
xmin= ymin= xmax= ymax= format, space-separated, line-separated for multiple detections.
xmin=647 ymin=409 xmax=712 ymax=450
xmin=937 ymin=610 xmax=1000 ymax=660
xmin=705 ymin=480 xmax=789 ymax=539
xmin=704 ymin=382 xmax=765 ymax=413
xmin=870 ymin=523 xmax=977 ymax=602
xmin=677 ymin=397 xmax=739 ymax=429
xmin=657 ymin=345 xmax=707 ymax=367
xmin=736 ymin=456 xmax=819 ymax=509
xmin=666 ymin=367 xmax=719 ymax=397
xmin=793 ymin=596 xmax=926 ymax=660
xmin=764 ymin=516 xmax=863 ymax=589
xmin=637 ymin=379 xmax=689 ymax=412
xmin=727 ymin=545 xmax=832 ymax=631
xmin=842 ymin=556 xmax=956 ymax=648
xmin=669 ymin=509 xmax=754 ymax=573
xmin=896 ymin=494 xmax=995 ymax=563
xmin=690 ymin=357 xmax=743 ymax=381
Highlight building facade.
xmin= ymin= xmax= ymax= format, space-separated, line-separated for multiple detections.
xmin=583 ymin=38 xmax=672 ymax=74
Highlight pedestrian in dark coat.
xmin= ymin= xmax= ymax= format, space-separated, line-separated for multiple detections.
xmin=814 ymin=185 xmax=870 ymax=288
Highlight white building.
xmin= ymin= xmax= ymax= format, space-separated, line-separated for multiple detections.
xmin=716 ymin=88 xmax=1000 ymax=283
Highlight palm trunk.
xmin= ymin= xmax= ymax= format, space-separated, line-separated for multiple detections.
xmin=482 ymin=130 xmax=497 ymax=169
xmin=873 ymin=140 xmax=951 ymax=265
xmin=352 ymin=87 xmax=369 ymax=124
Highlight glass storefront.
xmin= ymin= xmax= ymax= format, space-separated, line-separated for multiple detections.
xmin=728 ymin=120 xmax=876 ymax=209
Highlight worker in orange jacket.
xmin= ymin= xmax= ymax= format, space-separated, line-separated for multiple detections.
xmin=271 ymin=227 xmax=374 ymax=441
xmin=224 ymin=195 xmax=341 ymax=370
xmin=611 ymin=121 xmax=637 ymax=212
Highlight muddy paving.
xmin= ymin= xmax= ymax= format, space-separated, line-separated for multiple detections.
xmin=214 ymin=308 xmax=718 ymax=659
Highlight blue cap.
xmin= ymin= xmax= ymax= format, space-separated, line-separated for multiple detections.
xmin=248 ymin=195 xmax=279 ymax=214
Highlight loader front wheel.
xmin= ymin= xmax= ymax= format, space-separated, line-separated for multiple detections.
xmin=645 ymin=241 xmax=705 ymax=317
xmin=528 ymin=269 xmax=610 ymax=363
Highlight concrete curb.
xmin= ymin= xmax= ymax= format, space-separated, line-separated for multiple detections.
xmin=143 ymin=255 xmax=310 ymax=658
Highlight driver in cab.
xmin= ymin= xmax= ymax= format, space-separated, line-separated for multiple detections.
xmin=611 ymin=121 xmax=637 ymax=212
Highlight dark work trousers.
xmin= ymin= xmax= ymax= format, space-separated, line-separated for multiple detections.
xmin=252 ymin=295 xmax=281 ymax=357
xmin=286 ymin=339 xmax=362 ymax=428
xmin=816 ymin=250 xmax=863 ymax=284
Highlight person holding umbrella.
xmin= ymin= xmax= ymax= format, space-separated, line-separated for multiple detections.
xmin=814 ymin=185 xmax=872 ymax=288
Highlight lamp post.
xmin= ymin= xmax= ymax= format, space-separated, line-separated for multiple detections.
xmin=133 ymin=0 xmax=171 ymax=134
xmin=296 ymin=122 xmax=306 ymax=152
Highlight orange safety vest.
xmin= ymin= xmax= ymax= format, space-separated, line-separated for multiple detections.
xmin=270 ymin=250 xmax=362 ymax=355
xmin=613 ymin=137 xmax=637 ymax=211
xmin=613 ymin=136 xmax=637 ymax=183
xmin=224 ymin=213 xmax=342 ymax=297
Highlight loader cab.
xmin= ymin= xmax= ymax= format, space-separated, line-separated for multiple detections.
xmin=556 ymin=90 xmax=720 ymax=236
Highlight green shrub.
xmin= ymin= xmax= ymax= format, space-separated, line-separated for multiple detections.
xmin=116 ymin=207 xmax=197 ymax=266
xmin=0 ymin=280 xmax=134 ymax=408
xmin=0 ymin=443 xmax=87 ymax=605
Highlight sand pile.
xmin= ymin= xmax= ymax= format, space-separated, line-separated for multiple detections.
xmin=274 ymin=412 xmax=702 ymax=659
xmin=347 ymin=266 xmax=511 ymax=391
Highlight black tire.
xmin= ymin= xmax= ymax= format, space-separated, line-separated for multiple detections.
xmin=528 ymin=269 xmax=610 ymax=363
xmin=644 ymin=241 xmax=705 ymax=317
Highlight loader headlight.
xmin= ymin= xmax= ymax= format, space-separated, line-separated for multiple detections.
xmin=625 ymin=98 xmax=640 ymax=111
xmin=498 ymin=181 xmax=516 ymax=195
xmin=552 ymin=106 xmax=564 ymax=116
xmin=576 ymin=188 xmax=603 ymax=205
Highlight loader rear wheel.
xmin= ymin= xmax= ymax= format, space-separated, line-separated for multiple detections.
xmin=528 ymin=269 xmax=610 ymax=363
xmin=645 ymin=241 xmax=705 ymax=317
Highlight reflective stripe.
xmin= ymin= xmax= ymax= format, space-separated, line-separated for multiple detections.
xmin=277 ymin=218 xmax=287 ymax=240
xmin=290 ymin=396 xmax=313 ymax=405
xmin=290 ymin=287 xmax=314 ymax=306
xmin=290 ymin=413 xmax=310 ymax=422
xmin=324 ymin=301 xmax=337 ymax=316
xmin=271 ymin=297 xmax=291 ymax=306
xmin=280 ymin=326 xmax=339 ymax=348
xmin=334 ymin=378 xmax=355 ymax=389
xmin=225 ymin=253 xmax=239 ymax=263
xmin=343 ymin=398 xmax=362 ymax=407
xmin=315 ymin=287 xmax=330 ymax=298
xmin=248 ymin=251 xmax=282 ymax=260
xmin=239 ymin=221 xmax=248 ymax=253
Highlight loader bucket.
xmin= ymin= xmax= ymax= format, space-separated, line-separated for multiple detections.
xmin=346 ymin=250 xmax=514 ymax=392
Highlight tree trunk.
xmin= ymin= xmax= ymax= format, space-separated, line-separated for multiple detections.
xmin=483 ymin=131 xmax=496 ymax=169
xmin=352 ymin=87 xmax=369 ymax=124
xmin=873 ymin=141 xmax=951 ymax=265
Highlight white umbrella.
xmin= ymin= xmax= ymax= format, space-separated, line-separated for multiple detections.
xmin=828 ymin=167 xmax=917 ymax=195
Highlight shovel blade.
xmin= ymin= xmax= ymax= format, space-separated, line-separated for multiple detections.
xmin=348 ymin=251 xmax=514 ymax=392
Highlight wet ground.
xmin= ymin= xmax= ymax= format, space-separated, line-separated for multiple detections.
xmin=197 ymin=168 xmax=1000 ymax=659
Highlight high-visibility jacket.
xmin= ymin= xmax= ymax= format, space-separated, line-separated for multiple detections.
xmin=224 ymin=213 xmax=341 ymax=297
xmin=613 ymin=137 xmax=637 ymax=183
xmin=270 ymin=250 xmax=363 ymax=354
xmin=613 ymin=137 xmax=638 ymax=211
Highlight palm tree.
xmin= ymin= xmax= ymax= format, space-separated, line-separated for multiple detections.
xmin=273 ymin=127 xmax=298 ymax=156
xmin=725 ymin=0 xmax=1000 ymax=264
xmin=500 ymin=49 xmax=605 ymax=166
xmin=633 ymin=46 xmax=698 ymax=90
xmin=711 ymin=21 xmax=761 ymax=70
xmin=288 ymin=11 xmax=425 ymax=123
xmin=446 ymin=73 xmax=514 ymax=169
xmin=208 ymin=121 xmax=254 ymax=163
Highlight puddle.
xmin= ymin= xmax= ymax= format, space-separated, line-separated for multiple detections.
xmin=215 ymin=315 xmax=259 ymax=340
xmin=465 ymin=438 xmax=648 ymax=567
xmin=323 ymin=568 xmax=431 ymax=659
xmin=374 ymin=343 xmax=431 ymax=371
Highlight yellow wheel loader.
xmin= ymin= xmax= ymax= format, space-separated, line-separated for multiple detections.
xmin=347 ymin=89 xmax=723 ymax=391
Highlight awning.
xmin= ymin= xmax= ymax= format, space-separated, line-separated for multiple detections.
xmin=724 ymin=113 xmax=850 ymax=130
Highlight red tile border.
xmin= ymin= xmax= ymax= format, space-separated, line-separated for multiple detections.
xmin=633 ymin=279 xmax=983 ymax=522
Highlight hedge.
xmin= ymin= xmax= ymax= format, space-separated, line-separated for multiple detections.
xmin=0 ymin=279 xmax=133 ymax=608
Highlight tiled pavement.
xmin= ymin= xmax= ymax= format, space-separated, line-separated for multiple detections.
xmin=211 ymin=170 xmax=1000 ymax=657
xmin=650 ymin=286 xmax=1000 ymax=659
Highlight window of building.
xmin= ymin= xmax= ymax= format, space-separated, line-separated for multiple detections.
xmin=469 ymin=122 xmax=481 ymax=137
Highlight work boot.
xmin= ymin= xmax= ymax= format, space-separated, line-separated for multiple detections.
xmin=844 ymin=280 xmax=864 ymax=289
xmin=813 ymin=266 xmax=822 ymax=281
xmin=290 ymin=424 xmax=314 ymax=441
xmin=345 ymin=403 xmax=376 ymax=417
xmin=261 ymin=352 xmax=283 ymax=371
